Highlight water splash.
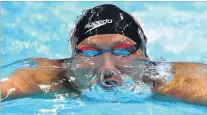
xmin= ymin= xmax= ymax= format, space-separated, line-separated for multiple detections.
xmin=1 ymin=88 xmax=16 ymax=101
xmin=38 ymin=84 xmax=51 ymax=94
xmin=1 ymin=59 xmax=37 ymax=69
xmin=1 ymin=59 xmax=37 ymax=78
xmin=145 ymin=61 xmax=173 ymax=83
xmin=82 ymin=74 xmax=153 ymax=103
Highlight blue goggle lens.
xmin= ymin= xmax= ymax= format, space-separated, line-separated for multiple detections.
xmin=112 ymin=48 xmax=131 ymax=56
xmin=76 ymin=45 xmax=138 ymax=57
xmin=82 ymin=50 xmax=100 ymax=57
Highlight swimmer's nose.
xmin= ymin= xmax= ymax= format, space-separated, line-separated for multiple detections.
xmin=99 ymin=53 xmax=116 ymax=72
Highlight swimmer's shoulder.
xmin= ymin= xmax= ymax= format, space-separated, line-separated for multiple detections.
xmin=156 ymin=62 xmax=207 ymax=105
xmin=30 ymin=58 xmax=76 ymax=90
xmin=30 ymin=57 xmax=72 ymax=67
xmin=27 ymin=58 xmax=81 ymax=93
xmin=171 ymin=62 xmax=206 ymax=78
xmin=172 ymin=62 xmax=202 ymax=70
xmin=27 ymin=57 xmax=73 ymax=83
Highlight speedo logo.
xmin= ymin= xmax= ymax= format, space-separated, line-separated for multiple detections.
xmin=84 ymin=19 xmax=113 ymax=33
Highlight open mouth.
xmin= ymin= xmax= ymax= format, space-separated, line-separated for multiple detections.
xmin=100 ymin=75 xmax=122 ymax=89
xmin=104 ymin=80 xmax=119 ymax=86
xmin=93 ymin=71 xmax=124 ymax=89
xmin=102 ymin=80 xmax=119 ymax=89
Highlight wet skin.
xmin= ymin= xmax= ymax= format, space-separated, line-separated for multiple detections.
xmin=70 ymin=34 xmax=147 ymax=89
xmin=1 ymin=34 xmax=207 ymax=106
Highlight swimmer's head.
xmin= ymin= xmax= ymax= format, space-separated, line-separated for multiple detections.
xmin=69 ymin=4 xmax=149 ymax=89
xmin=70 ymin=4 xmax=148 ymax=58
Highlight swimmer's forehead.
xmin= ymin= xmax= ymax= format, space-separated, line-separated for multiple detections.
xmin=78 ymin=34 xmax=136 ymax=47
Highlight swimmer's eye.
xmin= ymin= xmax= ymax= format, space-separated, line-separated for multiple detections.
xmin=112 ymin=44 xmax=139 ymax=57
xmin=75 ymin=44 xmax=139 ymax=57
xmin=112 ymin=47 xmax=132 ymax=56
xmin=76 ymin=47 xmax=101 ymax=57
xmin=82 ymin=50 xmax=101 ymax=57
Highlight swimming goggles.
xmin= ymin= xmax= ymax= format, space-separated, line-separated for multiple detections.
xmin=75 ymin=44 xmax=140 ymax=57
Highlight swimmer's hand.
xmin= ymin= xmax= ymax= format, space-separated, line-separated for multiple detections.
xmin=152 ymin=62 xmax=207 ymax=106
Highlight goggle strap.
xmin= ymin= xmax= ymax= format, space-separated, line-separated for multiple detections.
xmin=113 ymin=43 xmax=135 ymax=49
xmin=80 ymin=47 xmax=99 ymax=50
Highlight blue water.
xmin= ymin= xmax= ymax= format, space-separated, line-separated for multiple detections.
xmin=1 ymin=60 xmax=207 ymax=115
xmin=2 ymin=1 xmax=207 ymax=115
xmin=2 ymin=91 xmax=207 ymax=115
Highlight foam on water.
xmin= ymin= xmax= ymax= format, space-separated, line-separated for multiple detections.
xmin=1 ymin=60 xmax=207 ymax=114
xmin=81 ymin=74 xmax=153 ymax=103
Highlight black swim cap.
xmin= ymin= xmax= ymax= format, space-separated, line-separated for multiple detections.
xmin=71 ymin=4 xmax=148 ymax=57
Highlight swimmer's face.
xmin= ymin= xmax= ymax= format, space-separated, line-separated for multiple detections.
xmin=71 ymin=34 xmax=147 ymax=89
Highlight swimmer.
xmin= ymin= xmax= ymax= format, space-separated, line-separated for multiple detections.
xmin=1 ymin=4 xmax=207 ymax=106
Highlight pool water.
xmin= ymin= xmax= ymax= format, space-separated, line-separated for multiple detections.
xmin=1 ymin=60 xmax=207 ymax=115
xmin=2 ymin=91 xmax=207 ymax=115
xmin=1 ymin=1 xmax=207 ymax=114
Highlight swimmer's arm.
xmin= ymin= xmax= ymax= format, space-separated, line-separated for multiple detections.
xmin=1 ymin=58 xmax=73 ymax=101
xmin=155 ymin=62 xmax=207 ymax=106
xmin=1 ymin=68 xmax=42 ymax=101
xmin=1 ymin=68 xmax=70 ymax=101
